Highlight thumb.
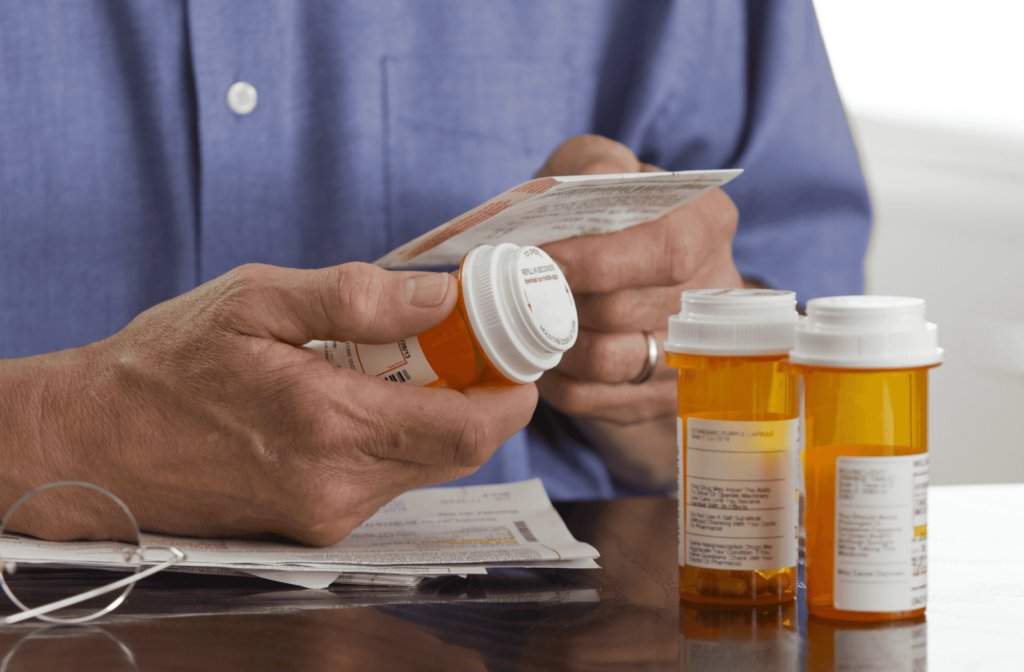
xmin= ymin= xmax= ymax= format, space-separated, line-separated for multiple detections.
xmin=222 ymin=262 xmax=458 ymax=345
xmin=534 ymin=134 xmax=642 ymax=178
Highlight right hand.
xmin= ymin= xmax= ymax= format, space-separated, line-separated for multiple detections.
xmin=0 ymin=263 xmax=537 ymax=546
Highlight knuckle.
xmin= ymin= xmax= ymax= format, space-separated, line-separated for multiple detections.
xmin=711 ymin=189 xmax=740 ymax=234
xmin=204 ymin=263 xmax=277 ymax=329
xmin=228 ymin=262 xmax=271 ymax=290
xmin=660 ymin=191 xmax=738 ymax=285
xmin=663 ymin=229 xmax=699 ymax=285
xmin=547 ymin=134 xmax=640 ymax=177
xmin=336 ymin=263 xmax=388 ymax=336
xmin=587 ymin=335 xmax=635 ymax=383
xmin=575 ymin=133 xmax=635 ymax=160
xmin=591 ymin=292 xmax=646 ymax=331
xmin=454 ymin=413 xmax=496 ymax=467
xmin=314 ymin=265 xmax=347 ymax=336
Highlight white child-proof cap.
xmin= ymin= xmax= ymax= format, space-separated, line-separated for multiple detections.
xmin=460 ymin=243 xmax=578 ymax=383
xmin=789 ymin=295 xmax=943 ymax=369
xmin=664 ymin=288 xmax=800 ymax=356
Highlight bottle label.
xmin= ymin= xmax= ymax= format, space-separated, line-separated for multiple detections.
xmin=304 ymin=338 xmax=441 ymax=387
xmin=681 ymin=417 xmax=799 ymax=570
xmin=833 ymin=454 xmax=928 ymax=612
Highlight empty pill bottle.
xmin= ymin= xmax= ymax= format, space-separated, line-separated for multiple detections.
xmin=304 ymin=243 xmax=578 ymax=391
xmin=790 ymin=296 xmax=941 ymax=622
xmin=666 ymin=289 xmax=801 ymax=605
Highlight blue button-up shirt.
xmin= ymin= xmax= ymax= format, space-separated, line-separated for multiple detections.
xmin=0 ymin=0 xmax=870 ymax=499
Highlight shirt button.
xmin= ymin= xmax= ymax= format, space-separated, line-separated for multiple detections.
xmin=227 ymin=81 xmax=258 ymax=115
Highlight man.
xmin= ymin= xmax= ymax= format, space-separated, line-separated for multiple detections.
xmin=0 ymin=0 xmax=870 ymax=543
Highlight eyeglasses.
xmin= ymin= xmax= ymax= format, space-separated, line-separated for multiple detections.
xmin=1 ymin=482 xmax=185 ymax=624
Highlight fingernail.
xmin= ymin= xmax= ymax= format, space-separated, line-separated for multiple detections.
xmin=405 ymin=273 xmax=450 ymax=307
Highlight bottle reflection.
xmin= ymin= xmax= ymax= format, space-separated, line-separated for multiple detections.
xmin=679 ymin=601 xmax=800 ymax=671
xmin=806 ymin=616 xmax=927 ymax=671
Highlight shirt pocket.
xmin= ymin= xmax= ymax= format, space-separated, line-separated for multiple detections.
xmin=383 ymin=55 xmax=588 ymax=250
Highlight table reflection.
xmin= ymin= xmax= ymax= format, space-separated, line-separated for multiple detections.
xmin=680 ymin=582 xmax=929 ymax=672
xmin=679 ymin=602 xmax=801 ymax=671
xmin=805 ymin=616 xmax=927 ymax=672
xmin=2 ymin=609 xmax=490 ymax=672
xmin=0 ymin=624 xmax=138 ymax=672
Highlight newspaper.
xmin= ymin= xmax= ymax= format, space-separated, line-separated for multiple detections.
xmin=0 ymin=480 xmax=598 ymax=589
xmin=374 ymin=169 xmax=742 ymax=268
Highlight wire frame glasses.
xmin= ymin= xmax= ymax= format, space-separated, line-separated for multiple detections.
xmin=0 ymin=482 xmax=185 ymax=624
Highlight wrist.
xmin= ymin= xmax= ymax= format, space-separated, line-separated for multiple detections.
xmin=0 ymin=344 xmax=108 ymax=526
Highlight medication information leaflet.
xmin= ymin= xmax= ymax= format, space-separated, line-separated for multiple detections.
xmin=0 ymin=480 xmax=599 ymax=589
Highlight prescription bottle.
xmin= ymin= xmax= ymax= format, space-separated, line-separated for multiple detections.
xmin=790 ymin=296 xmax=941 ymax=622
xmin=666 ymin=289 xmax=801 ymax=605
xmin=305 ymin=243 xmax=577 ymax=391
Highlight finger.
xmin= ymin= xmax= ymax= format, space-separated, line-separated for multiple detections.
xmin=574 ymin=285 xmax=682 ymax=332
xmin=555 ymin=329 xmax=674 ymax=384
xmin=536 ymin=372 xmax=677 ymax=424
xmin=216 ymin=262 xmax=459 ymax=345
xmin=534 ymin=135 xmax=642 ymax=178
xmin=330 ymin=374 xmax=539 ymax=469
xmin=573 ymin=248 xmax=745 ymax=332
xmin=542 ymin=188 xmax=739 ymax=293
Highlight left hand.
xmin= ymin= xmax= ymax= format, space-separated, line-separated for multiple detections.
xmin=534 ymin=135 xmax=743 ymax=483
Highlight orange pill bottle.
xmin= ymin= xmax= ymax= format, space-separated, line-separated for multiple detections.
xmin=305 ymin=243 xmax=578 ymax=391
xmin=666 ymin=289 xmax=801 ymax=605
xmin=790 ymin=296 xmax=941 ymax=622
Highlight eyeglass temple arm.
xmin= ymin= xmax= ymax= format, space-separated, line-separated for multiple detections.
xmin=2 ymin=546 xmax=184 ymax=625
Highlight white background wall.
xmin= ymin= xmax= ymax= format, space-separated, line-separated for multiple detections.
xmin=813 ymin=0 xmax=1024 ymax=484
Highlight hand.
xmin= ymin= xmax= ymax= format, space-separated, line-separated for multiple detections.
xmin=534 ymin=135 xmax=743 ymax=487
xmin=0 ymin=263 xmax=537 ymax=545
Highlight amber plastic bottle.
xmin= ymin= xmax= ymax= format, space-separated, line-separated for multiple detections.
xmin=304 ymin=243 xmax=578 ymax=391
xmin=666 ymin=289 xmax=801 ymax=605
xmin=791 ymin=296 xmax=941 ymax=622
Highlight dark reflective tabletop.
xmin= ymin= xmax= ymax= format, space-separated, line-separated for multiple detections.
xmin=1 ymin=486 xmax=1022 ymax=670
